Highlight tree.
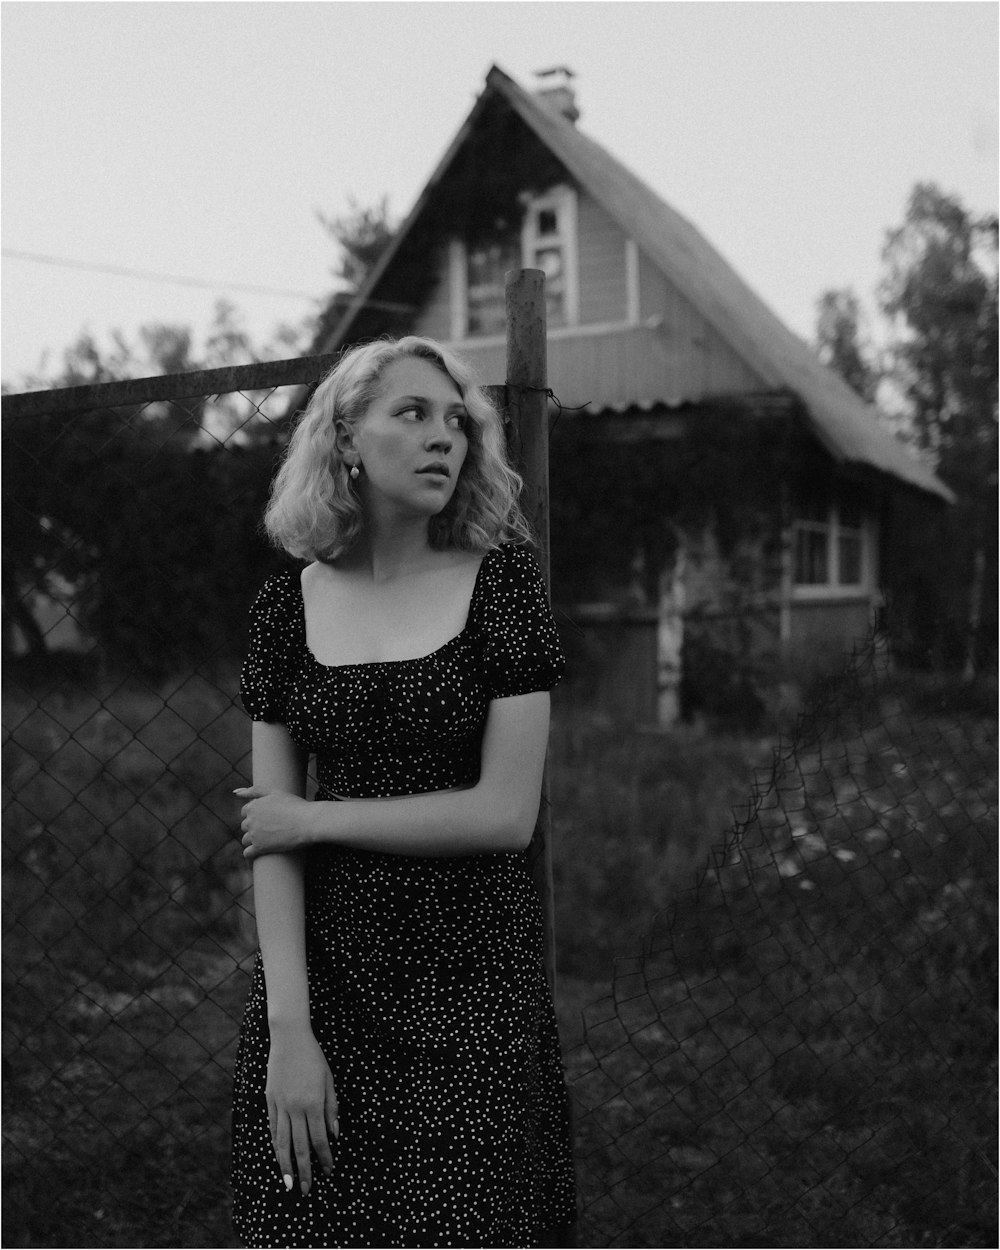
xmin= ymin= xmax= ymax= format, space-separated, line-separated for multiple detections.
xmin=2 ymin=301 xmax=299 ymax=671
xmin=3 ymin=195 xmax=399 ymax=669
xmin=877 ymin=184 xmax=997 ymax=674
xmin=4 ymin=200 xmax=401 ymax=670
xmin=815 ymin=288 xmax=879 ymax=403
xmin=310 ymin=196 xmax=396 ymax=349
xmin=879 ymin=183 xmax=997 ymax=465
xmin=317 ymin=194 xmax=395 ymax=292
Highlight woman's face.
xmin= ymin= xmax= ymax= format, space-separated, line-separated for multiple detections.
xmin=348 ymin=356 xmax=470 ymax=521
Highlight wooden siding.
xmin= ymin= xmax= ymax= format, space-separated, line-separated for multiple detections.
xmin=446 ymin=337 xmax=507 ymax=387
xmin=576 ymin=191 xmax=629 ymax=325
xmin=412 ymin=190 xmax=633 ymax=344
xmin=556 ymin=612 xmax=660 ymax=725
xmin=638 ymin=251 xmax=766 ymax=397
xmin=409 ymin=199 xmax=767 ymax=409
xmin=443 ymin=323 xmax=714 ymax=410
xmin=788 ymin=597 xmax=875 ymax=659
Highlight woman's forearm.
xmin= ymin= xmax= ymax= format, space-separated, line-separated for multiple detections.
xmin=239 ymin=695 xmax=551 ymax=862
xmin=253 ymin=853 xmax=312 ymax=1029
xmin=249 ymin=720 xmax=312 ymax=1029
xmin=304 ymin=779 xmax=539 ymax=857
xmin=301 ymin=695 xmax=550 ymax=857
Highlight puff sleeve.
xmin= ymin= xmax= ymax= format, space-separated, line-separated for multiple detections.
xmin=473 ymin=543 xmax=566 ymax=699
xmin=239 ymin=572 xmax=300 ymax=723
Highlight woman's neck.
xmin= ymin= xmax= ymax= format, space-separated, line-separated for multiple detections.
xmin=346 ymin=516 xmax=437 ymax=585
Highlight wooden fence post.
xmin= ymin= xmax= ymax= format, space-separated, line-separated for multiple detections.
xmin=504 ymin=269 xmax=551 ymax=581
xmin=502 ymin=269 xmax=557 ymax=995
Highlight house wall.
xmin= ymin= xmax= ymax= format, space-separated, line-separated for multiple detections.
xmin=555 ymin=610 xmax=660 ymax=726
xmin=412 ymin=242 xmax=452 ymax=341
xmin=576 ymin=192 xmax=630 ymax=324
xmin=410 ymin=181 xmax=768 ymax=412
xmin=439 ymin=325 xmax=695 ymax=409
xmin=396 ymin=173 xmax=883 ymax=724
xmin=637 ymin=254 xmax=766 ymax=397
xmin=413 ymin=188 xmax=634 ymax=342
xmin=788 ymin=597 xmax=875 ymax=663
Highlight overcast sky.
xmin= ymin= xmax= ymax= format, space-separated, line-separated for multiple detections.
xmin=2 ymin=0 xmax=997 ymax=386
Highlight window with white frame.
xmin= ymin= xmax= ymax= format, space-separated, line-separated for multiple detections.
xmin=449 ymin=187 xmax=579 ymax=340
xmin=793 ymin=492 xmax=872 ymax=593
xmin=520 ymin=186 xmax=578 ymax=328
xmin=463 ymin=239 xmax=521 ymax=338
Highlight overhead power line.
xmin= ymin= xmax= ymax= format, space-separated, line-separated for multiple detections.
xmin=2 ymin=248 xmax=415 ymax=314
xmin=2 ymin=248 xmax=320 ymax=300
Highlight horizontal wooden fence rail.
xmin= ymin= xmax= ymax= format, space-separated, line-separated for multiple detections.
xmin=1 ymin=353 xmax=341 ymax=422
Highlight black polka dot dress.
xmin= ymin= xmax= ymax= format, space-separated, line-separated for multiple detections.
xmin=231 ymin=543 xmax=577 ymax=1248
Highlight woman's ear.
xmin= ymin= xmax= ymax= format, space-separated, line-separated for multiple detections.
xmin=334 ymin=420 xmax=356 ymax=458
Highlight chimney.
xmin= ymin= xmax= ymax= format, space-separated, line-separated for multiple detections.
xmin=533 ymin=66 xmax=580 ymax=124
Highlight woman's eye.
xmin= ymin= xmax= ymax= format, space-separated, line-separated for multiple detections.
xmin=398 ymin=406 xmax=423 ymax=420
xmin=447 ymin=413 xmax=468 ymax=430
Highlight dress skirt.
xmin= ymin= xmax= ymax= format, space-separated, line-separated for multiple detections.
xmin=231 ymin=842 xmax=576 ymax=1249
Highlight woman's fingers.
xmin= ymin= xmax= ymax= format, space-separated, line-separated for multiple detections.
xmin=267 ymin=1082 xmax=340 ymax=1195
xmin=325 ymin=1078 xmax=340 ymax=1143
xmin=291 ymin=1116 xmax=314 ymax=1195
xmin=271 ymin=1111 xmax=296 ymax=1192
xmin=307 ymin=1106 xmax=335 ymax=1178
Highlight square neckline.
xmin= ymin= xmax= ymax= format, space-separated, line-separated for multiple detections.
xmin=296 ymin=550 xmax=492 ymax=671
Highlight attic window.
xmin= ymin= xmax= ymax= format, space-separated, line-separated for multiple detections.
xmin=448 ymin=186 xmax=579 ymax=340
xmin=466 ymin=239 xmax=520 ymax=337
xmin=521 ymin=186 xmax=579 ymax=328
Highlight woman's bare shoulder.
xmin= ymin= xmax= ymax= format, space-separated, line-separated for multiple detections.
xmin=301 ymin=559 xmax=353 ymax=591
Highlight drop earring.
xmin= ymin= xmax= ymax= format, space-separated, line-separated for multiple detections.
xmin=349 ymin=464 xmax=360 ymax=481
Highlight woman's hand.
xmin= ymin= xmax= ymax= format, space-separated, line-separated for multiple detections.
xmin=236 ymin=786 xmax=313 ymax=858
xmin=266 ymin=1023 xmax=339 ymax=1195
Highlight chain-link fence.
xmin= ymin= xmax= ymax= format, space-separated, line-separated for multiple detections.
xmin=3 ymin=367 xmax=305 ymax=1248
xmin=564 ymin=651 xmax=996 ymax=1247
xmin=3 ymin=366 xmax=996 ymax=1248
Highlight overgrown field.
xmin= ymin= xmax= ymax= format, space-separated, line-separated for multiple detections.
xmin=557 ymin=679 xmax=997 ymax=1248
xmin=2 ymin=662 xmax=996 ymax=1248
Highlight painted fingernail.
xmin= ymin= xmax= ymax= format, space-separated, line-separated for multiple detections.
xmin=334 ymin=1118 xmax=340 ymax=1139
xmin=300 ymin=1180 xmax=309 ymax=1195
xmin=283 ymin=1174 xmax=293 ymax=1191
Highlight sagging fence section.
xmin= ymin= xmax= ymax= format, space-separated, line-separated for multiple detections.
xmin=567 ymin=655 xmax=996 ymax=1247
xmin=2 ymin=356 xmax=997 ymax=1249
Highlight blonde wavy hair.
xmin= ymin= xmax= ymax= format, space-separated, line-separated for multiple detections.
xmin=264 ymin=336 xmax=533 ymax=562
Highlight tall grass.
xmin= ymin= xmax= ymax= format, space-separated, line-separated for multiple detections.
xmin=548 ymin=716 xmax=772 ymax=979
xmin=562 ymin=675 xmax=997 ymax=1248
xmin=3 ymin=665 xmax=251 ymax=1249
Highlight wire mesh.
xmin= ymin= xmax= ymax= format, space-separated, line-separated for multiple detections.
xmin=3 ymin=371 xmax=996 ymax=1248
xmin=567 ymin=652 xmax=997 ymax=1248
xmin=3 ymin=381 xmax=291 ymax=1248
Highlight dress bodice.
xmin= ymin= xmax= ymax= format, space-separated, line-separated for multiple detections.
xmin=240 ymin=542 xmax=564 ymax=799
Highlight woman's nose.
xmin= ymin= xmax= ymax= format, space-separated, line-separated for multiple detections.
xmin=425 ymin=420 xmax=453 ymax=452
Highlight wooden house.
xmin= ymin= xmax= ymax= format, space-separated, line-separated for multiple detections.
xmin=311 ymin=65 xmax=950 ymax=725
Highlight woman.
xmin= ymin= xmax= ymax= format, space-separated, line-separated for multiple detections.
xmin=231 ymin=335 xmax=577 ymax=1248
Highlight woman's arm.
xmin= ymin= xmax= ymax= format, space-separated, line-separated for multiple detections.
xmin=251 ymin=720 xmax=310 ymax=1025
xmin=249 ymin=721 xmax=338 ymax=1195
xmin=238 ymin=691 xmax=550 ymax=859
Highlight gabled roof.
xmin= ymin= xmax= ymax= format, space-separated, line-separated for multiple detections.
xmin=318 ymin=65 xmax=950 ymax=502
